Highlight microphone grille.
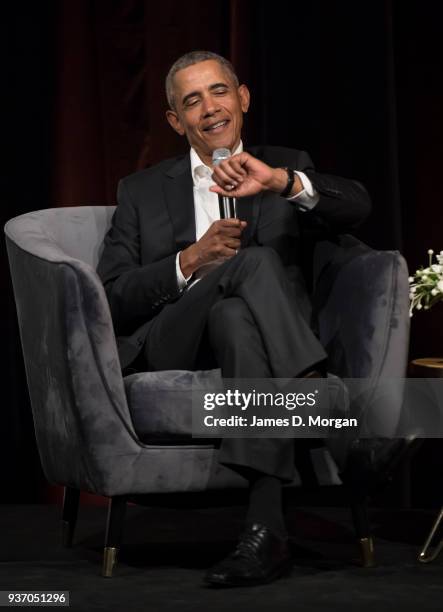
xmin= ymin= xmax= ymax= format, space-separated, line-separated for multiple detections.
xmin=212 ymin=148 xmax=231 ymax=166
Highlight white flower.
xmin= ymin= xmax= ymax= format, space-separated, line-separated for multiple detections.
xmin=409 ymin=249 xmax=443 ymax=314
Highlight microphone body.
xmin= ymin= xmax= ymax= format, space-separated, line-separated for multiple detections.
xmin=212 ymin=148 xmax=237 ymax=219
xmin=218 ymin=194 xmax=236 ymax=219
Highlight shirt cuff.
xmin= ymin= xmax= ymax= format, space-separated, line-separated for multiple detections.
xmin=287 ymin=171 xmax=320 ymax=211
xmin=176 ymin=251 xmax=192 ymax=291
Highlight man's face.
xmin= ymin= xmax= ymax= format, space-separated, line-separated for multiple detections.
xmin=166 ymin=60 xmax=250 ymax=165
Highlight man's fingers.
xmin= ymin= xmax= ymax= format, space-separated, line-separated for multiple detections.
xmin=228 ymin=158 xmax=247 ymax=177
xmin=213 ymin=220 xmax=246 ymax=238
xmin=215 ymin=219 xmax=247 ymax=229
xmin=210 ymin=184 xmax=246 ymax=198
xmin=219 ymin=229 xmax=243 ymax=239
xmin=220 ymin=158 xmax=247 ymax=181
xmin=218 ymin=223 xmax=243 ymax=234
xmin=217 ymin=246 xmax=238 ymax=259
xmin=222 ymin=238 xmax=241 ymax=249
xmin=212 ymin=159 xmax=247 ymax=188
xmin=212 ymin=165 xmax=235 ymax=187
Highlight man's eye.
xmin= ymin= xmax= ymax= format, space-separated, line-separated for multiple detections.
xmin=185 ymin=98 xmax=199 ymax=107
xmin=214 ymin=89 xmax=228 ymax=95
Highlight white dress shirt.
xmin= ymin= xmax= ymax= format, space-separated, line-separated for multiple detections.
xmin=175 ymin=142 xmax=320 ymax=289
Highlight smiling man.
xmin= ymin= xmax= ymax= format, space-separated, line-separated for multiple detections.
xmin=165 ymin=56 xmax=249 ymax=166
xmin=97 ymin=50 xmax=371 ymax=587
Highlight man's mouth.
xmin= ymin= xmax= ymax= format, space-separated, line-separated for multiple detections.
xmin=203 ymin=120 xmax=229 ymax=133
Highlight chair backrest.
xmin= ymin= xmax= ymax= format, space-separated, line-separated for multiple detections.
xmin=4 ymin=206 xmax=142 ymax=493
xmin=4 ymin=206 xmax=116 ymax=268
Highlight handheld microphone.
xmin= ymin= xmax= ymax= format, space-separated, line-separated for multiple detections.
xmin=212 ymin=148 xmax=237 ymax=219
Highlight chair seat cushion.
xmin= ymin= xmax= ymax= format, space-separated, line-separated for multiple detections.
xmin=124 ymin=369 xmax=348 ymax=453
xmin=124 ymin=369 xmax=222 ymax=443
xmin=123 ymin=368 xmax=345 ymax=486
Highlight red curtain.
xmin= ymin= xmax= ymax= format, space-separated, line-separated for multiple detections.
xmin=50 ymin=0 xmax=252 ymax=207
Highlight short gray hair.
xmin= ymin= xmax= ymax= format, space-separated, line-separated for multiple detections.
xmin=165 ymin=50 xmax=239 ymax=110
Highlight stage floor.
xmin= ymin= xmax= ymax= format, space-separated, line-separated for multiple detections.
xmin=0 ymin=504 xmax=441 ymax=611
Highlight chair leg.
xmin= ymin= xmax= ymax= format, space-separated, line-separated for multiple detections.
xmin=418 ymin=506 xmax=443 ymax=563
xmin=102 ymin=496 xmax=127 ymax=578
xmin=349 ymin=491 xmax=375 ymax=568
xmin=343 ymin=437 xmax=423 ymax=567
xmin=61 ymin=487 xmax=80 ymax=548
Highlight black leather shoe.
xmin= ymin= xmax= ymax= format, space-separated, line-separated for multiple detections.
xmin=204 ymin=523 xmax=291 ymax=587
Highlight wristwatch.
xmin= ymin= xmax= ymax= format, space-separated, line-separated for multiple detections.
xmin=279 ymin=167 xmax=295 ymax=198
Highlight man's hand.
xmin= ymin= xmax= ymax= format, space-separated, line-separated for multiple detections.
xmin=179 ymin=219 xmax=247 ymax=278
xmin=210 ymin=151 xmax=302 ymax=198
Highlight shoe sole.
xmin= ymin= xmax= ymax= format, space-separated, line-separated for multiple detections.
xmin=204 ymin=557 xmax=293 ymax=588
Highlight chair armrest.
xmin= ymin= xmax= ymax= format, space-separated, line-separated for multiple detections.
xmin=312 ymin=235 xmax=410 ymax=379
xmin=6 ymin=237 xmax=143 ymax=493
xmin=312 ymin=236 xmax=410 ymax=437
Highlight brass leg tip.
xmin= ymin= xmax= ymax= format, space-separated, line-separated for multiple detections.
xmin=359 ymin=537 xmax=375 ymax=568
xmin=102 ymin=547 xmax=118 ymax=578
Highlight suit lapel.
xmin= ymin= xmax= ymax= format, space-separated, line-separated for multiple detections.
xmin=236 ymin=194 xmax=259 ymax=247
xmin=164 ymin=154 xmax=196 ymax=250
xmin=238 ymin=146 xmax=266 ymax=246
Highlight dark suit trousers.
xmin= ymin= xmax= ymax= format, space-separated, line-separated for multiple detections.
xmin=143 ymin=246 xmax=327 ymax=481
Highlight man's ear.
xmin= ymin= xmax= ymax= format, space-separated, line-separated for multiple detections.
xmin=166 ymin=110 xmax=185 ymax=136
xmin=238 ymin=84 xmax=250 ymax=114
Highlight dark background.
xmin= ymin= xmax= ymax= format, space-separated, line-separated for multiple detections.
xmin=2 ymin=0 xmax=442 ymax=503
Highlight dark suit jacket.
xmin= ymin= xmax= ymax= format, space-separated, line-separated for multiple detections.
xmin=97 ymin=145 xmax=371 ymax=368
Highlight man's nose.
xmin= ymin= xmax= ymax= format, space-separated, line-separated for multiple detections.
xmin=201 ymin=95 xmax=219 ymax=117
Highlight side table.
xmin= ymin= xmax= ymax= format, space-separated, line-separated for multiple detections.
xmin=410 ymin=357 xmax=443 ymax=378
xmin=409 ymin=358 xmax=443 ymax=562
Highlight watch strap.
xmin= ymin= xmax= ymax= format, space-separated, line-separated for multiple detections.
xmin=279 ymin=167 xmax=295 ymax=198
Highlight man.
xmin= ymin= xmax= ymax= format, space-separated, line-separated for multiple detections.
xmin=97 ymin=50 xmax=370 ymax=587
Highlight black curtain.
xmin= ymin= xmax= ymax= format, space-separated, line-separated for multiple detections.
xmin=2 ymin=2 xmax=57 ymax=502
xmin=3 ymin=0 xmax=443 ymax=502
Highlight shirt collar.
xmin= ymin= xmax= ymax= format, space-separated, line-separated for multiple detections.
xmin=190 ymin=141 xmax=243 ymax=187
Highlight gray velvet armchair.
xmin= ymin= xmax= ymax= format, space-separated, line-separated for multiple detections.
xmin=5 ymin=206 xmax=410 ymax=576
